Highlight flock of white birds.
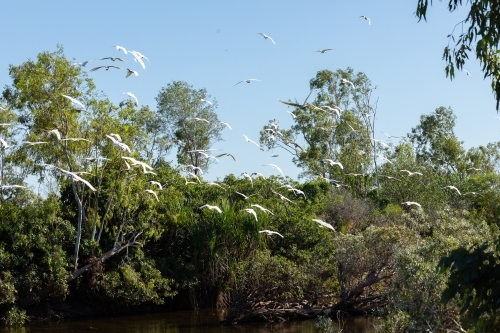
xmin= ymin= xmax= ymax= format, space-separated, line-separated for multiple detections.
xmin=0 ymin=15 xmax=474 ymax=238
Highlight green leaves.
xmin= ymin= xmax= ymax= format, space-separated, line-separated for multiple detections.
xmin=416 ymin=0 xmax=500 ymax=110
xmin=155 ymin=81 xmax=223 ymax=171
xmin=439 ymin=238 xmax=500 ymax=331
xmin=261 ymin=68 xmax=376 ymax=191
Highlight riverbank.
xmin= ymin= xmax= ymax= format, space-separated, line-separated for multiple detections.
xmin=0 ymin=308 xmax=377 ymax=333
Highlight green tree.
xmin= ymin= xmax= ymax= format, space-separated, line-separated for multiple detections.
xmin=1 ymin=47 xmax=168 ymax=286
xmin=409 ymin=106 xmax=466 ymax=174
xmin=0 ymin=194 xmax=74 ymax=325
xmin=0 ymin=105 xmax=22 ymax=202
xmin=416 ymin=0 xmax=500 ymax=110
xmin=439 ymin=238 xmax=500 ymax=332
xmin=2 ymin=46 xmax=97 ymax=268
xmin=260 ymin=68 xmax=378 ymax=198
xmin=155 ymin=81 xmax=224 ymax=174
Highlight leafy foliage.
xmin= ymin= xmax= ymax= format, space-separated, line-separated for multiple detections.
xmin=2 ymin=47 xmax=500 ymax=330
xmin=439 ymin=237 xmax=500 ymax=332
xmin=376 ymin=209 xmax=492 ymax=332
xmin=416 ymin=0 xmax=500 ymax=110
xmin=155 ymin=81 xmax=224 ymax=172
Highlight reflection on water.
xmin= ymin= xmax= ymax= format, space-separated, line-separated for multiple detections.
xmin=0 ymin=309 xmax=375 ymax=333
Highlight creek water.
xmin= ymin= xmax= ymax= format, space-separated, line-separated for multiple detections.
xmin=0 ymin=309 xmax=376 ymax=333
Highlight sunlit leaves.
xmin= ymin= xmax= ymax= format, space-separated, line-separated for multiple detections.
xmin=416 ymin=0 xmax=500 ymax=110
xmin=155 ymin=81 xmax=224 ymax=171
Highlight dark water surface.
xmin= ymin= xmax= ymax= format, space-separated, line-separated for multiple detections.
xmin=0 ymin=309 xmax=375 ymax=333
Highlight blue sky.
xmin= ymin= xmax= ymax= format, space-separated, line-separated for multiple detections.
xmin=0 ymin=1 xmax=496 ymax=182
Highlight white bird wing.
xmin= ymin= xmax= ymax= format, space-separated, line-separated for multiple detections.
xmin=334 ymin=162 xmax=344 ymax=169
xmin=312 ymin=219 xmax=335 ymax=231
xmin=243 ymin=134 xmax=260 ymax=147
xmin=130 ymin=51 xmax=146 ymax=69
xmin=265 ymin=164 xmax=284 ymax=176
xmin=145 ymin=189 xmax=159 ymax=201
xmin=126 ymin=69 xmax=139 ymax=78
xmin=62 ymin=94 xmax=85 ymax=109
xmin=70 ymin=172 xmax=96 ymax=192
xmin=0 ymin=138 xmax=10 ymax=148
xmin=377 ymin=154 xmax=393 ymax=164
xmin=259 ymin=230 xmax=284 ymax=238
xmin=258 ymin=33 xmax=275 ymax=44
xmin=242 ymin=209 xmax=258 ymax=221
xmin=251 ymin=204 xmax=274 ymax=215
xmin=445 ymin=186 xmax=461 ymax=195
xmin=403 ymin=201 xmax=421 ymax=207
xmin=113 ymin=45 xmax=128 ymax=54
xmin=235 ymin=191 xmax=249 ymax=199
xmin=150 ymin=181 xmax=163 ymax=190
xmin=61 ymin=138 xmax=91 ymax=143
xmin=131 ymin=50 xmax=149 ymax=63
xmin=221 ymin=122 xmax=232 ymax=130
xmin=1 ymin=184 xmax=27 ymax=189
xmin=48 ymin=129 xmax=61 ymax=140
xmin=105 ymin=134 xmax=119 ymax=144
xmin=193 ymin=117 xmax=210 ymax=123
xmin=200 ymin=204 xmax=222 ymax=213
xmin=125 ymin=92 xmax=138 ymax=105
xmin=242 ymin=173 xmax=254 ymax=187
xmin=23 ymin=141 xmax=48 ymax=145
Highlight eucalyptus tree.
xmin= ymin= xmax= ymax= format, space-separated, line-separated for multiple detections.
xmin=1 ymin=47 xmax=161 ymax=280
xmin=260 ymin=68 xmax=378 ymax=197
xmin=377 ymin=142 xmax=447 ymax=211
xmin=416 ymin=0 xmax=500 ymax=110
xmin=0 ymin=106 xmax=21 ymax=202
xmin=409 ymin=106 xmax=466 ymax=175
xmin=1 ymin=46 xmax=100 ymax=269
xmin=155 ymin=81 xmax=224 ymax=174
xmin=465 ymin=141 xmax=500 ymax=173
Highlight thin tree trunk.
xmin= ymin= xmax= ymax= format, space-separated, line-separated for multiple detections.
xmin=62 ymin=143 xmax=85 ymax=269
xmin=67 ymin=232 xmax=142 ymax=282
